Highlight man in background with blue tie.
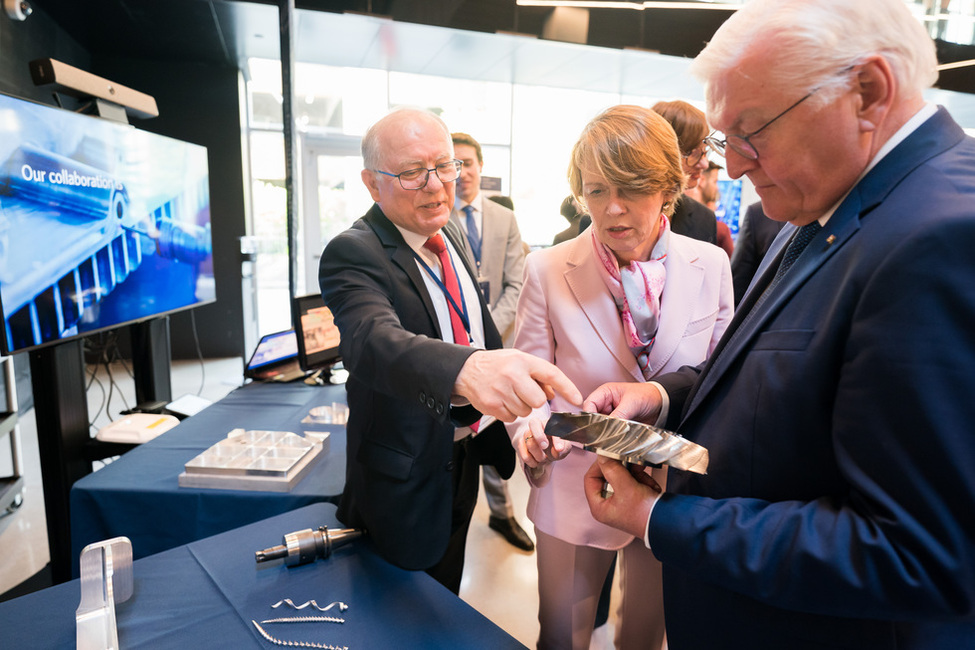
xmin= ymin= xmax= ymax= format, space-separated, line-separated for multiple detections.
xmin=580 ymin=0 xmax=975 ymax=647
xmin=450 ymin=132 xmax=534 ymax=552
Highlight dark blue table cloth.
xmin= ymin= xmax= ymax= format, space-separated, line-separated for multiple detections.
xmin=70 ymin=381 xmax=349 ymax=577
xmin=1 ymin=503 xmax=525 ymax=649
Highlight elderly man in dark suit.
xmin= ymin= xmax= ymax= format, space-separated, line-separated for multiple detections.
xmin=581 ymin=0 xmax=975 ymax=647
xmin=319 ymin=108 xmax=580 ymax=593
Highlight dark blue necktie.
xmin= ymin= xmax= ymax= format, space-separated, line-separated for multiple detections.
xmin=742 ymin=220 xmax=823 ymax=320
xmin=462 ymin=205 xmax=481 ymax=263
xmin=774 ymin=221 xmax=822 ymax=282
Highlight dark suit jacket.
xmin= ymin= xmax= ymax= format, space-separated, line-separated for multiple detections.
xmin=319 ymin=205 xmax=514 ymax=571
xmin=730 ymin=201 xmax=786 ymax=305
xmin=653 ymin=107 xmax=975 ymax=648
xmin=552 ymin=215 xmax=591 ymax=245
xmin=671 ymin=195 xmax=717 ymax=245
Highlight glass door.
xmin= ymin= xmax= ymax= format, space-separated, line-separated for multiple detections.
xmin=299 ymin=134 xmax=371 ymax=298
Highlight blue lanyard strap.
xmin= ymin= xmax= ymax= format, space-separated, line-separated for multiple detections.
xmin=413 ymin=247 xmax=472 ymax=341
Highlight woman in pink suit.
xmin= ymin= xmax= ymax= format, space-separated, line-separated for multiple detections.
xmin=508 ymin=105 xmax=733 ymax=649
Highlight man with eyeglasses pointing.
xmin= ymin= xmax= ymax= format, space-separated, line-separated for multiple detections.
xmin=319 ymin=107 xmax=581 ymax=593
xmin=581 ymin=0 xmax=975 ymax=648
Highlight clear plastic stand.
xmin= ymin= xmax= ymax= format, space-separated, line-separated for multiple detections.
xmin=76 ymin=536 xmax=133 ymax=650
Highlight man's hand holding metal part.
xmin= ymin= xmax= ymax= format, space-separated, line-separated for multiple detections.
xmin=581 ymin=381 xmax=670 ymax=534
xmin=584 ymin=455 xmax=662 ymax=539
xmin=583 ymin=381 xmax=665 ymax=424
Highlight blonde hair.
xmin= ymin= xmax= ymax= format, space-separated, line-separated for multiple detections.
xmin=568 ymin=105 xmax=685 ymax=217
xmin=652 ymin=100 xmax=709 ymax=155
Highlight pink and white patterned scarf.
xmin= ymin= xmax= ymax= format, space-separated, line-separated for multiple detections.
xmin=591 ymin=215 xmax=670 ymax=380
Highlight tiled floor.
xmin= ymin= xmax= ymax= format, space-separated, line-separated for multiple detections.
xmin=0 ymin=357 xmax=620 ymax=648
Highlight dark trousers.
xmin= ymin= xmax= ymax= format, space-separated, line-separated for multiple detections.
xmin=425 ymin=438 xmax=480 ymax=594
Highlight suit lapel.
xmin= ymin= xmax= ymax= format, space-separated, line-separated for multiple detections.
xmin=681 ymin=106 xmax=965 ymax=423
xmin=363 ymin=205 xmax=442 ymax=336
xmin=642 ymin=239 xmax=705 ymax=375
xmin=480 ymin=200 xmax=505 ymax=276
xmin=563 ymin=235 xmax=644 ymax=382
xmin=682 ymin=197 xmax=860 ymax=420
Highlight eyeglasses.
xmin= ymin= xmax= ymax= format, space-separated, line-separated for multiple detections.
xmin=683 ymin=146 xmax=709 ymax=167
xmin=704 ymin=90 xmax=815 ymax=161
xmin=373 ymin=159 xmax=463 ymax=190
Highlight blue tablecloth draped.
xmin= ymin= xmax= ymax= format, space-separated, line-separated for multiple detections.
xmin=1 ymin=503 xmax=525 ymax=648
xmin=70 ymin=381 xmax=349 ymax=577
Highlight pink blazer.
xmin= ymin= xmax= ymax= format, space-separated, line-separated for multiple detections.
xmin=508 ymin=229 xmax=733 ymax=549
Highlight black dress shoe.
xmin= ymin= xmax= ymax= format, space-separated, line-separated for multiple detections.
xmin=488 ymin=516 xmax=535 ymax=551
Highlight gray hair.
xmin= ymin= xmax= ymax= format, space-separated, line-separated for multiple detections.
xmin=360 ymin=107 xmax=451 ymax=170
xmin=689 ymin=0 xmax=937 ymax=114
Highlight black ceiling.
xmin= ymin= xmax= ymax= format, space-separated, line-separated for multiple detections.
xmin=30 ymin=0 xmax=975 ymax=94
xmin=28 ymin=0 xmax=737 ymax=65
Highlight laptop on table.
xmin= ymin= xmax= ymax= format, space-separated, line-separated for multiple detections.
xmin=244 ymin=329 xmax=306 ymax=382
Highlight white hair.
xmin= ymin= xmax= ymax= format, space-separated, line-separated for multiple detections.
xmin=360 ymin=107 xmax=451 ymax=170
xmin=690 ymin=0 xmax=938 ymax=113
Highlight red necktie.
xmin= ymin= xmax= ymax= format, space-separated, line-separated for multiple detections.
xmin=424 ymin=234 xmax=479 ymax=433
xmin=423 ymin=233 xmax=470 ymax=346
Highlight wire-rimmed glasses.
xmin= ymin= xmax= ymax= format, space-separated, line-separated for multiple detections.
xmin=704 ymin=90 xmax=816 ymax=161
xmin=683 ymin=145 xmax=709 ymax=167
xmin=372 ymin=159 xmax=463 ymax=190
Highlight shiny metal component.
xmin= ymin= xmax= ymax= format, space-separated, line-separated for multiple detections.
xmin=272 ymin=600 xmax=349 ymax=612
xmin=260 ymin=616 xmax=345 ymax=624
xmin=76 ymin=537 xmax=133 ymax=650
xmin=545 ymin=412 xmax=709 ymax=475
xmin=251 ymin=620 xmax=348 ymax=649
xmin=255 ymin=526 xmax=364 ymax=567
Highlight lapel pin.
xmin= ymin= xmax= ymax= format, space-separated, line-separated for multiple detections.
xmin=826 ymin=234 xmax=836 ymax=245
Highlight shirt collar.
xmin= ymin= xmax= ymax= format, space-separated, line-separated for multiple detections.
xmin=394 ymin=223 xmax=438 ymax=257
xmin=457 ymin=192 xmax=482 ymax=215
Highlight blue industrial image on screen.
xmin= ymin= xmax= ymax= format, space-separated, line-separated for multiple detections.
xmin=715 ymin=178 xmax=743 ymax=240
xmin=0 ymin=91 xmax=214 ymax=354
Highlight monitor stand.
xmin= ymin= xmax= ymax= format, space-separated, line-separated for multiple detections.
xmin=302 ymin=363 xmax=347 ymax=386
xmin=30 ymin=339 xmax=91 ymax=585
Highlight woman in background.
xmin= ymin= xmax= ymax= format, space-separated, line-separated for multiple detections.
xmin=508 ymin=105 xmax=733 ymax=649
xmin=652 ymin=99 xmax=719 ymax=245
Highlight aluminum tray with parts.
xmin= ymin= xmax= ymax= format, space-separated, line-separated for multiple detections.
xmin=177 ymin=428 xmax=327 ymax=492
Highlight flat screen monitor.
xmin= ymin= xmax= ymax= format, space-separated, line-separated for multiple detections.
xmin=716 ymin=178 xmax=743 ymax=240
xmin=293 ymin=293 xmax=341 ymax=372
xmin=0 ymin=90 xmax=214 ymax=355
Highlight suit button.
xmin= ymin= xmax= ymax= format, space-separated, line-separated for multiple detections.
xmin=446 ymin=460 xmax=454 ymax=471
xmin=426 ymin=397 xmax=436 ymax=409
xmin=418 ymin=391 xmax=427 ymax=405
xmin=435 ymin=402 xmax=444 ymax=415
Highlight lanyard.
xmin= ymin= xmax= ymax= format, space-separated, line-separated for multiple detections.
xmin=413 ymin=247 xmax=473 ymax=342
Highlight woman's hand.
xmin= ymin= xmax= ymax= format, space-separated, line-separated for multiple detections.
xmin=517 ymin=417 xmax=572 ymax=468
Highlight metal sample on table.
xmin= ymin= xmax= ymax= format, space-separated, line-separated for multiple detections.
xmin=77 ymin=536 xmax=133 ymax=650
xmin=177 ymin=428 xmax=326 ymax=492
xmin=256 ymin=525 xmax=365 ymax=567
xmin=545 ymin=411 xmax=709 ymax=474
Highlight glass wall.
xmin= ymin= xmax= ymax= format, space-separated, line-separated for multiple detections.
xmin=243 ymin=58 xmax=675 ymax=334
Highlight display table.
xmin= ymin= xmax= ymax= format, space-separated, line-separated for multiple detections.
xmin=1 ymin=503 xmax=525 ymax=649
xmin=70 ymin=380 xmax=348 ymax=577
